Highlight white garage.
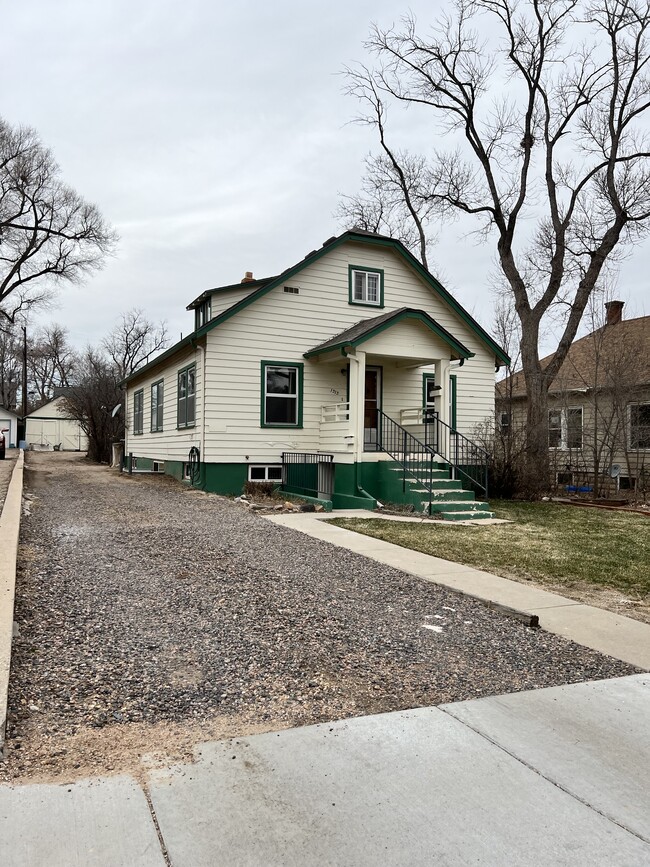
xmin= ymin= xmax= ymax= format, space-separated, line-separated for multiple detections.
xmin=25 ymin=397 xmax=88 ymax=452
xmin=0 ymin=408 xmax=19 ymax=449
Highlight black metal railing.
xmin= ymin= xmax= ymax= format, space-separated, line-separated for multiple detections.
xmin=423 ymin=411 xmax=489 ymax=498
xmin=281 ymin=452 xmax=334 ymax=500
xmin=377 ymin=410 xmax=436 ymax=513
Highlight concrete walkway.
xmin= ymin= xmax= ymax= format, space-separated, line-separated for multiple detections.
xmin=1 ymin=674 xmax=648 ymax=866
xmin=266 ymin=510 xmax=650 ymax=670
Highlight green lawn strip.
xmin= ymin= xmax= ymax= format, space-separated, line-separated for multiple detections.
xmin=328 ymin=501 xmax=650 ymax=597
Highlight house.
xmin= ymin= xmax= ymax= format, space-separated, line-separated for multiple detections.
xmin=497 ymin=302 xmax=650 ymax=497
xmin=25 ymin=392 xmax=89 ymax=452
xmin=123 ymin=230 xmax=509 ymax=519
xmin=0 ymin=407 xmax=19 ymax=450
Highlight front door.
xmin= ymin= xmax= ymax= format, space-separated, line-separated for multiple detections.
xmin=364 ymin=367 xmax=382 ymax=451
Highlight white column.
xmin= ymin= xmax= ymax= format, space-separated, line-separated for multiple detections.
xmin=348 ymin=349 xmax=366 ymax=462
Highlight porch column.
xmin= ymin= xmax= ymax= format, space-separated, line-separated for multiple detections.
xmin=435 ymin=357 xmax=451 ymax=458
xmin=348 ymin=349 xmax=366 ymax=462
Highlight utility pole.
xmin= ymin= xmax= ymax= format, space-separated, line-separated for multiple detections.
xmin=22 ymin=325 xmax=27 ymax=420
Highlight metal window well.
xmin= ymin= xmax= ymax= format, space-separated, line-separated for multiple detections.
xmin=281 ymin=453 xmax=334 ymax=499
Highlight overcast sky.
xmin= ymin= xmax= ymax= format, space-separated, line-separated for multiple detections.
xmin=2 ymin=0 xmax=648 ymax=354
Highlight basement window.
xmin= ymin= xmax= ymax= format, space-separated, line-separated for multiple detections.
xmin=248 ymin=465 xmax=283 ymax=482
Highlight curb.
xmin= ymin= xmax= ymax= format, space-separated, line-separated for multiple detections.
xmin=0 ymin=451 xmax=24 ymax=756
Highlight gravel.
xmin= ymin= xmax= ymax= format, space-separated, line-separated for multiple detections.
xmin=2 ymin=452 xmax=637 ymax=782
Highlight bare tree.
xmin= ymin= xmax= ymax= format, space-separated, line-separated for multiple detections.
xmin=0 ymin=322 xmax=21 ymax=409
xmin=345 ymin=0 xmax=650 ymax=494
xmin=336 ymin=75 xmax=437 ymax=267
xmin=102 ymin=308 xmax=168 ymax=380
xmin=60 ymin=349 xmax=122 ymax=463
xmin=27 ymin=323 xmax=78 ymax=403
xmin=0 ymin=117 xmax=117 ymax=325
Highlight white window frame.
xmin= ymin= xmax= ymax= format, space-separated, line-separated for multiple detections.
xmin=548 ymin=406 xmax=583 ymax=450
xmin=351 ymin=269 xmax=382 ymax=306
xmin=248 ymin=465 xmax=283 ymax=483
xmin=628 ymin=402 xmax=650 ymax=450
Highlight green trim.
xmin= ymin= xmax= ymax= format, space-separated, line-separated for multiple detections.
xmin=450 ymin=373 xmax=457 ymax=431
xmin=304 ymin=309 xmax=474 ymax=361
xmin=422 ymin=372 xmax=436 ymax=407
xmin=348 ymin=264 xmax=385 ymax=309
xmin=133 ymin=388 xmax=144 ymax=435
xmin=176 ymin=362 xmax=196 ymax=430
xmin=150 ymin=379 xmax=164 ymax=432
xmin=260 ymin=360 xmax=304 ymax=428
xmin=124 ymin=230 xmax=509 ymax=386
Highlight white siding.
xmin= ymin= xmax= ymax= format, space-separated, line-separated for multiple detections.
xmin=124 ymin=346 xmax=203 ymax=463
xmin=201 ymin=240 xmax=497 ymax=462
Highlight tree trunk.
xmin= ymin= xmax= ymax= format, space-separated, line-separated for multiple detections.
xmin=519 ymin=316 xmax=551 ymax=497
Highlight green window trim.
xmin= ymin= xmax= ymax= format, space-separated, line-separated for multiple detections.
xmin=348 ymin=265 xmax=385 ymax=308
xmin=177 ymin=363 xmax=196 ymax=430
xmin=150 ymin=379 xmax=164 ymax=432
xmin=133 ymin=389 xmax=144 ymax=435
xmin=260 ymin=360 xmax=304 ymax=428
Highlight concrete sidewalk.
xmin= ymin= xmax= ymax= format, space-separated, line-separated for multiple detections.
xmin=1 ymin=674 xmax=648 ymax=866
xmin=266 ymin=510 xmax=650 ymax=670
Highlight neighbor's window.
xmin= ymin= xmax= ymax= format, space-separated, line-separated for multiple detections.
xmin=548 ymin=409 xmax=562 ymax=448
xmin=261 ymin=362 xmax=303 ymax=427
xmin=150 ymin=380 xmax=164 ymax=432
xmin=177 ymin=364 xmax=196 ymax=429
xmin=629 ymin=403 xmax=650 ymax=449
xmin=349 ymin=266 xmax=383 ymax=307
xmin=133 ymin=389 xmax=143 ymax=435
xmin=548 ymin=407 xmax=582 ymax=449
xmin=500 ymin=411 xmax=510 ymax=435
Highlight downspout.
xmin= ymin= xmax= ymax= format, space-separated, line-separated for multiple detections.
xmin=345 ymin=348 xmax=374 ymax=502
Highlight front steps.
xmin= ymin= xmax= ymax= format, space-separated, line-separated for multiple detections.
xmin=387 ymin=464 xmax=493 ymax=521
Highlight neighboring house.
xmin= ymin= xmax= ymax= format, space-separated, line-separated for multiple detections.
xmin=497 ymin=302 xmax=650 ymax=497
xmin=123 ymin=230 xmax=509 ymax=518
xmin=0 ymin=407 xmax=19 ymax=449
xmin=25 ymin=394 xmax=89 ymax=452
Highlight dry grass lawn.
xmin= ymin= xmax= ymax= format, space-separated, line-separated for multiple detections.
xmin=329 ymin=501 xmax=650 ymax=602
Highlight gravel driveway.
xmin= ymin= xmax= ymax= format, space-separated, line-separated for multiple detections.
xmin=3 ymin=452 xmax=636 ymax=782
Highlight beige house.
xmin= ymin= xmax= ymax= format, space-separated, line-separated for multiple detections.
xmin=123 ymin=230 xmax=509 ymax=518
xmin=25 ymin=395 xmax=88 ymax=452
xmin=498 ymin=302 xmax=650 ymax=497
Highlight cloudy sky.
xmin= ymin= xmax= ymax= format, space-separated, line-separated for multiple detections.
xmin=2 ymin=0 xmax=648 ymax=353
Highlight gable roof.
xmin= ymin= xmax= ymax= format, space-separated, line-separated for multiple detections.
xmin=304 ymin=307 xmax=474 ymax=360
xmin=186 ymin=276 xmax=277 ymax=310
xmin=498 ymin=315 xmax=650 ymax=400
xmin=125 ymin=229 xmax=510 ymax=385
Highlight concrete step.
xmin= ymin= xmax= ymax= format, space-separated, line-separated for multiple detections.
xmin=437 ymin=509 xmax=495 ymax=521
xmin=427 ymin=500 xmax=491 ymax=513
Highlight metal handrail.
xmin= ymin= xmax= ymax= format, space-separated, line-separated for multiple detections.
xmin=376 ymin=410 xmax=435 ymax=513
xmin=423 ymin=411 xmax=489 ymax=498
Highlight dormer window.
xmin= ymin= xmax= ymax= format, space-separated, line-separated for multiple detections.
xmin=348 ymin=266 xmax=384 ymax=308
xmin=195 ymin=297 xmax=211 ymax=329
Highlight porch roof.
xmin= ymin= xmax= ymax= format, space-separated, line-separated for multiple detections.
xmin=303 ymin=307 xmax=474 ymax=361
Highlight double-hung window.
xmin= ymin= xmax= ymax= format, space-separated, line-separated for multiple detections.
xmin=548 ymin=406 xmax=582 ymax=449
xmin=629 ymin=403 xmax=650 ymax=449
xmin=177 ymin=364 xmax=196 ymax=429
xmin=133 ymin=390 xmax=144 ymax=435
xmin=151 ymin=380 xmax=164 ymax=432
xmin=349 ymin=266 xmax=384 ymax=307
xmin=261 ymin=361 xmax=303 ymax=427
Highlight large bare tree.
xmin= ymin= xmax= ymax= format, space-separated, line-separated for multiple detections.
xmin=0 ymin=117 xmax=117 ymax=325
xmin=343 ymin=0 xmax=650 ymax=493
xmin=102 ymin=308 xmax=168 ymax=380
xmin=28 ymin=323 xmax=78 ymax=404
